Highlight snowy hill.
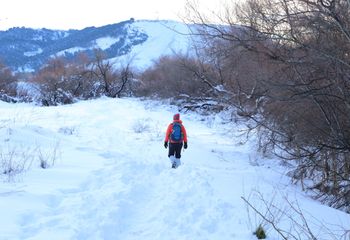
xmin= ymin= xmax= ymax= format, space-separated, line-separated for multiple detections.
xmin=0 ymin=19 xmax=193 ymax=71
xmin=0 ymin=98 xmax=349 ymax=239
xmin=112 ymin=20 xmax=193 ymax=69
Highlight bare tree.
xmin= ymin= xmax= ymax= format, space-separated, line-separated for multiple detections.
xmin=242 ymin=191 xmax=349 ymax=240
xmin=32 ymin=55 xmax=94 ymax=105
xmin=138 ymin=53 xmax=217 ymax=97
xmin=114 ymin=61 xmax=134 ymax=98
xmin=89 ymin=49 xmax=134 ymax=98
xmin=185 ymin=0 xmax=350 ymax=211
xmin=0 ymin=61 xmax=17 ymax=102
xmin=32 ymin=57 xmax=71 ymax=105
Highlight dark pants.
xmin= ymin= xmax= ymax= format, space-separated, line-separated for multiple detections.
xmin=168 ymin=142 xmax=183 ymax=159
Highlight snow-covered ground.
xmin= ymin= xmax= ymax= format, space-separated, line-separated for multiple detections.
xmin=0 ymin=98 xmax=349 ymax=240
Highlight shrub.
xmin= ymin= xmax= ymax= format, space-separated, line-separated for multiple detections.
xmin=37 ymin=143 xmax=60 ymax=169
xmin=254 ymin=225 xmax=266 ymax=239
xmin=0 ymin=146 xmax=35 ymax=182
xmin=137 ymin=54 xmax=217 ymax=99
xmin=132 ymin=118 xmax=151 ymax=133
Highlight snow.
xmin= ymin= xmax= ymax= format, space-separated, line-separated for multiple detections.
xmin=56 ymin=46 xmax=86 ymax=57
xmin=23 ymin=48 xmax=43 ymax=57
xmin=94 ymin=36 xmax=120 ymax=50
xmin=50 ymin=36 xmax=121 ymax=57
xmin=112 ymin=20 xmax=194 ymax=69
xmin=16 ymin=81 xmax=41 ymax=98
xmin=0 ymin=98 xmax=349 ymax=240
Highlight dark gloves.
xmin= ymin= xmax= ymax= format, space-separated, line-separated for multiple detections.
xmin=184 ymin=142 xmax=188 ymax=149
xmin=164 ymin=142 xmax=168 ymax=149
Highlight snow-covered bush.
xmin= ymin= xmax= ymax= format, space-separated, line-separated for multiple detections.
xmin=0 ymin=146 xmax=35 ymax=182
xmin=132 ymin=118 xmax=151 ymax=133
xmin=58 ymin=126 xmax=78 ymax=136
xmin=37 ymin=143 xmax=60 ymax=169
xmin=0 ymin=142 xmax=61 ymax=181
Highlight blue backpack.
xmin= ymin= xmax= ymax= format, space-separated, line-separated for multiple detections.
xmin=171 ymin=122 xmax=182 ymax=142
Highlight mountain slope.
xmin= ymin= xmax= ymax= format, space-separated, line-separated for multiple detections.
xmin=0 ymin=19 xmax=193 ymax=71
xmin=113 ymin=20 xmax=193 ymax=69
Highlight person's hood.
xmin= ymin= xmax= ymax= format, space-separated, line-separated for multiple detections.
xmin=173 ymin=119 xmax=183 ymax=124
xmin=173 ymin=113 xmax=180 ymax=121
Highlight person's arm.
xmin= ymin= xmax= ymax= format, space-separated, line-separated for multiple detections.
xmin=164 ymin=124 xmax=172 ymax=142
xmin=182 ymin=125 xmax=188 ymax=143
xmin=182 ymin=125 xmax=188 ymax=149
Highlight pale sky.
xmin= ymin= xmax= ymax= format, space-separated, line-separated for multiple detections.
xmin=0 ymin=0 xmax=227 ymax=30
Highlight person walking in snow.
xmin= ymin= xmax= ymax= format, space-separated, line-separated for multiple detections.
xmin=164 ymin=113 xmax=188 ymax=168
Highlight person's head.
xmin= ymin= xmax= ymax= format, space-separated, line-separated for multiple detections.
xmin=173 ymin=113 xmax=180 ymax=121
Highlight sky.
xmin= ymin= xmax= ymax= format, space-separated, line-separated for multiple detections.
xmin=0 ymin=0 xmax=226 ymax=31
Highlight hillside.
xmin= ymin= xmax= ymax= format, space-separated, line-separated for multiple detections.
xmin=0 ymin=19 xmax=193 ymax=71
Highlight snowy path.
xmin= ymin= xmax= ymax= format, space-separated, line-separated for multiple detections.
xmin=0 ymin=98 xmax=349 ymax=240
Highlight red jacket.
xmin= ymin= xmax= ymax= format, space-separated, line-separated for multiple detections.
xmin=165 ymin=120 xmax=188 ymax=143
